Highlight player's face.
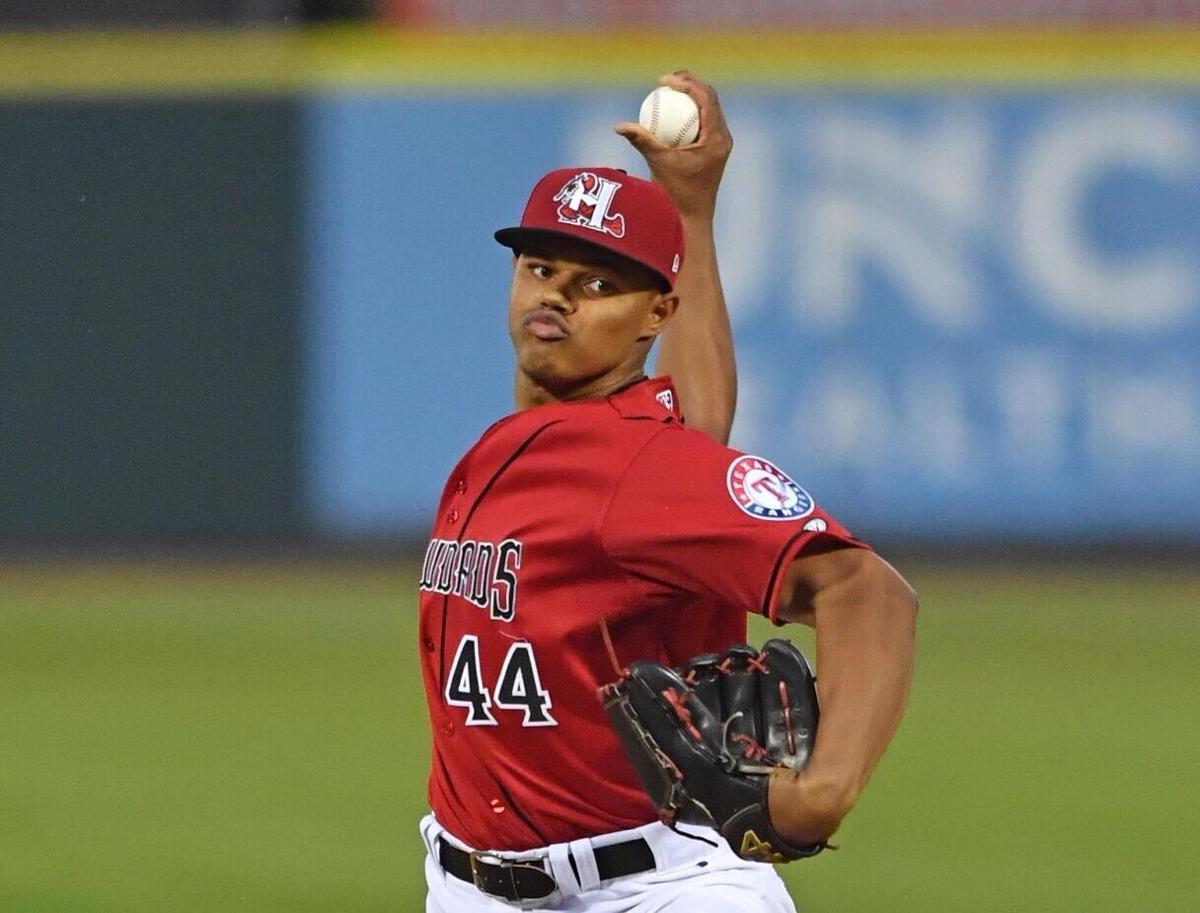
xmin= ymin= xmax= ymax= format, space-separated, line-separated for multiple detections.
xmin=508 ymin=238 xmax=678 ymax=405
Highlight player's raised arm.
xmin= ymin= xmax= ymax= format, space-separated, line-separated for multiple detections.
xmin=616 ymin=71 xmax=736 ymax=445
xmin=768 ymin=547 xmax=918 ymax=846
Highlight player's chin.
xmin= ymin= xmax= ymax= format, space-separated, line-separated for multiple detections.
xmin=518 ymin=354 xmax=595 ymax=395
xmin=517 ymin=349 xmax=566 ymax=382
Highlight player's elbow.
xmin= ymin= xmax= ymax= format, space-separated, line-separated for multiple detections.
xmin=775 ymin=545 xmax=918 ymax=631
xmin=863 ymin=553 xmax=919 ymax=635
xmin=879 ymin=556 xmax=918 ymax=619
xmin=828 ymin=549 xmax=919 ymax=637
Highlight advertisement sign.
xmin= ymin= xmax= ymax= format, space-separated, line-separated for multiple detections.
xmin=307 ymin=92 xmax=1200 ymax=539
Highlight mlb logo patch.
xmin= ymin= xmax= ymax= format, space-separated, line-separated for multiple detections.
xmin=655 ymin=389 xmax=675 ymax=412
xmin=726 ymin=455 xmax=814 ymax=521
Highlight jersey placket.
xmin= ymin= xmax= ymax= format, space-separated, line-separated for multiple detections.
xmin=429 ymin=419 xmax=565 ymax=699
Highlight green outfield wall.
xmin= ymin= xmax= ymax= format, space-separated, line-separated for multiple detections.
xmin=0 ymin=98 xmax=305 ymax=542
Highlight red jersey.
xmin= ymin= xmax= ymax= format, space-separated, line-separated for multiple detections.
xmin=418 ymin=377 xmax=864 ymax=851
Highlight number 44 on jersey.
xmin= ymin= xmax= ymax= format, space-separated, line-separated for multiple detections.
xmin=445 ymin=635 xmax=557 ymax=727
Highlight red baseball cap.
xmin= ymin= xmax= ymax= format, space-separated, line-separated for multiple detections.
xmin=494 ymin=167 xmax=684 ymax=290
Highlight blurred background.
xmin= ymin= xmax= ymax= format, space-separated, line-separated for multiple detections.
xmin=1 ymin=2 xmax=1197 ymax=911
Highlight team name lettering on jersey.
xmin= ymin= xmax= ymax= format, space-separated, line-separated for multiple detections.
xmin=418 ymin=537 xmax=523 ymax=621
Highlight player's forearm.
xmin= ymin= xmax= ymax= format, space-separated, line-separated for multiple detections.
xmin=769 ymin=556 xmax=918 ymax=845
xmin=654 ymin=215 xmax=737 ymax=444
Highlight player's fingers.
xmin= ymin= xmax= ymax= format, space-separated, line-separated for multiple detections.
xmin=614 ymin=121 xmax=667 ymax=153
xmin=657 ymin=71 xmax=727 ymax=144
xmin=659 ymin=69 xmax=694 ymax=86
xmin=662 ymin=68 xmax=704 ymax=85
xmin=660 ymin=70 xmax=718 ymax=106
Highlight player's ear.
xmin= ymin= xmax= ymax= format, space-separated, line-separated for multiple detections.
xmin=642 ymin=291 xmax=679 ymax=339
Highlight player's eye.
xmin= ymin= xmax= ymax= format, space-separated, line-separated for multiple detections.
xmin=582 ymin=277 xmax=615 ymax=295
xmin=528 ymin=263 xmax=553 ymax=279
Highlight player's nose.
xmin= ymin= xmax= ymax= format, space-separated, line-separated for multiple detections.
xmin=539 ymin=285 xmax=576 ymax=315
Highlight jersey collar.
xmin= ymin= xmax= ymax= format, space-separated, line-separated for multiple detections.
xmin=607 ymin=376 xmax=682 ymax=423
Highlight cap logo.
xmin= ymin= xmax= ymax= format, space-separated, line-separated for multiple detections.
xmin=553 ymin=172 xmax=626 ymax=239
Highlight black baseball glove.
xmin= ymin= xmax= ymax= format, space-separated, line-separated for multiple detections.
xmin=599 ymin=639 xmax=824 ymax=863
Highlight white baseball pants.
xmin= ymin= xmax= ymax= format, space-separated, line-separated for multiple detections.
xmin=420 ymin=814 xmax=798 ymax=913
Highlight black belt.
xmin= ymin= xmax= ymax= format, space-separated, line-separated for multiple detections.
xmin=437 ymin=834 xmax=656 ymax=903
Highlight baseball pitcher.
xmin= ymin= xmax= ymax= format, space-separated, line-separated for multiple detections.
xmin=416 ymin=71 xmax=918 ymax=912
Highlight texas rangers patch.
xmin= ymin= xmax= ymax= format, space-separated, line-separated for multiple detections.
xmin=726 ymin=455 xmax=814 ymax=521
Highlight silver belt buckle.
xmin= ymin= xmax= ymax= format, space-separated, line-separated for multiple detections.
xmin=468 ymin=850 xmax=559 ymax=908
xmin=468 ymin=850 xmax=503 ymax=892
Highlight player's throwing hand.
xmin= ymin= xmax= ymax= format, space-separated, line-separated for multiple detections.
xmin=615 ymin=70 xmax=733 ymax=221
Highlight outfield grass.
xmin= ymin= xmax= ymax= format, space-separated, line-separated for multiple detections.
xmin=1 ymin=559 xmax=1196 ymax=912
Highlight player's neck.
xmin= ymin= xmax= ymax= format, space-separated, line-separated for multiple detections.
xmin=514 ymin=369 xmax=648 ymax=411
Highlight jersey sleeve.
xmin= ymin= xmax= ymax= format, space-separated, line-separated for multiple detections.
xmin=598 ymin=428 xmax=868 ymax=622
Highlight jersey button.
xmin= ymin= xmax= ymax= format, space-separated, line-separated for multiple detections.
xmin=422 ymin=637 xmax=435 ymax=653
xmin=447 ymin=509 xmax=459 ymax=524
xmin=441 ymin=721 xmax=456 ymax=737
xmin=456 ymin=479 xmax=467 ymax=494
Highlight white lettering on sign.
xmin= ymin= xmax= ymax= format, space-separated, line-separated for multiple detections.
xmin=1086 ymin=364 xmax=1200 ymax=469
xmin=995 ymin=349 xmax=1069 ymax=472
xmin=791 ymin=359 xmax=891 ymax=473
xmin=1013 ymin=104 xmax=1200 ymax=333
xmin=739 ymin=349 xmax=1200 ymax=488
xmin=899 ymin=361 xmax=976 ymax=484
xmin=796 ymin=359 xmax=979 ymax=487
xmin=792 ymin=109 xmax=988 ymax=334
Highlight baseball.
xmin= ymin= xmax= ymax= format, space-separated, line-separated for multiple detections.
xmin=639 ymin=86 xmax=701 ymax=147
